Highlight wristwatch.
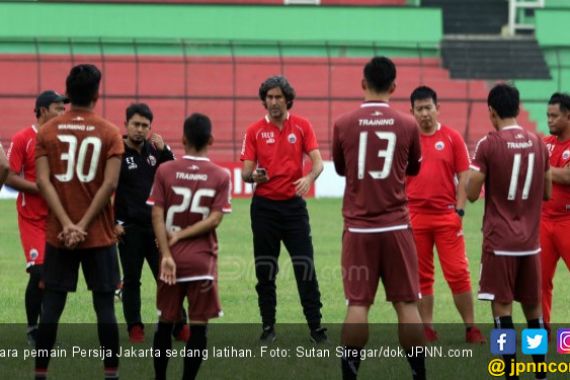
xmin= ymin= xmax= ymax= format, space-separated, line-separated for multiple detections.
xmin=455 ymin=208 xmax=465 ymax=217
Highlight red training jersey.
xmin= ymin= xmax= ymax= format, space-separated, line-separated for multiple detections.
xmin=332 ymin=102 xmax=422 ymax=231
xmin=7 ymin=125 xmax=48 ymax=220
xmin=406 ymin=124 xmax=470 ymax=214
xmin=240 ymin=114 xmax=319 ymax=200
xmin=542 ymin=135 xmax=570 ymax=220
xmin=471 ymin=126 xmax=549 ymax=255
xmin=35 ymin=109 xmax=124 ymax=249
xmin=147 ymin=156 xmax=231 ymax=281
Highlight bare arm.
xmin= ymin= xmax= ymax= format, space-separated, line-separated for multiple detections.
xmin=456 ymin=170 xmax=469 ymax=210
xmin=169 ymin=210 xmax=224 ymax=246
xmin=241 ymin=159 xmax=269 ymax=184
xmin=36 ymin=156 xmax=74 ymax=227
xmin=466 ymin=169 xmax=485 ymax=203
xmin=332 ymin=125 xmax=345 ymax=176
xmin=0 ymin=145 xmax=8 ymax=190
xmin=550 ymin=166 xmax=570 ymax=185
xmin=544 ymin=168 xmax=553 ymax=200
xmin=294 ymin=149 xmax=323 ymax=196
xmin=152 ymin=205 xmax=176 ymax=285
xmin=6 ymin=172 xmax=39 ymax=194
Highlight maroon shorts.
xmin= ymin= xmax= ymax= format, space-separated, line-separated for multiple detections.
xmin=157 ymin=280 xmax=221 ymax=322
xmin=478 ymin=250 xmax=540 ymax=304
xmin=342 ymin=228 xmax=420 ymax=306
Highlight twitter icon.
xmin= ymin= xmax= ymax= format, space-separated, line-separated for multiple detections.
xmin=522 ymin=329 xmax=548 ymax=355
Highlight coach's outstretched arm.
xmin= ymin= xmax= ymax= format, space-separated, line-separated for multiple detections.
xmin=466 ymin=170 xmax=484 ymax=203
xmin=0 ymin=144 xmax=8 ymax=190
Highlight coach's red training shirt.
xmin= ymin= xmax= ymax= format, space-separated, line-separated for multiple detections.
xmin=7 ymin=125 xmax=48 ymax=220
xmin=406 ymin=124 xmax=470 ymax=214
xmin=35 ymin=109 xmax=124 ymax=249
xmin=240 ymin=114 xmax=318 ymax=200
xmin=471 ymin=126 xmax=549 ymax=255
xmin=332 ymin=102 xmax=421 ymax=231
xmin=147 ymin=156 xmax=231 ymax=281
xmin=542 ymin=135 xmax=570 ymax=220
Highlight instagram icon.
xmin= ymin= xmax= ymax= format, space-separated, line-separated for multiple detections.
xmin=557 ymin=329 xmax=570 ymax=354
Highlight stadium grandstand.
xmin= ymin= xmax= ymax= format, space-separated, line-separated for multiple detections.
xmin=0 ymin=0 xmax=565 ymax=193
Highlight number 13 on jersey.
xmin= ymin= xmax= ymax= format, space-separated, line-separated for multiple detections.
xmin=358 ymin=131 xmax=397 ymax=180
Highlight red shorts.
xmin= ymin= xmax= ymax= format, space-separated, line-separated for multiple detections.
xmin=410 ymin=212 xmax=471 ymax=296
xmin=157 ymin=280 xmax=221 ymax=322
xmin=18 ymin=214 xmax=46 ymax=268
xmin=540 ymin=218 xmax=570 ymax=324
xmin=478 ymin=250 xmax=540 ymax=304
xmin=342 ymin=228 xmax=420 ymax=306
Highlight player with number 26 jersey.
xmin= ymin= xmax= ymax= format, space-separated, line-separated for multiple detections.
xmin=471 ymin=127 xmax=549 ymax=254
xmin=35 ymin=109 xmax=124 ymax=249
xmin=147 ymin=156 xmax=231 ymax=280
xmin=332 ymin=101 xmax=421 ymax=230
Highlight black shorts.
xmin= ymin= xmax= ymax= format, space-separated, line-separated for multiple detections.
xmin=43 ymin=244 xmax=120 ymax=293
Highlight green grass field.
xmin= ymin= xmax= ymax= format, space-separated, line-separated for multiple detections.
xmin=1 ymin=198 xmax=569 ymax=325
xmin=1 ymin=198 xmax=570 ymax=379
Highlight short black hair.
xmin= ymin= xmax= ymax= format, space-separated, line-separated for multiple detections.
xmin=548 ymin=92 xmax=570 ymax=112
xmin=364 ymin=56 xmax=396 ymax=93
xmin=259 ymin=76 xmax=296 ymax=110
xmin=410 ymin=85 xmax=438 ymax=107
xmin=126 ymin=103 xmax=153 ymax=123
xmin=66 ymin=64 xmax=101 ymax=107
xmin=488 ymin=83 xmax=520 ymax=119
xmin=184 ymin=113 xmax=212 ymax=151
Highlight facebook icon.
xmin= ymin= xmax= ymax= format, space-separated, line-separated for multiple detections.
xmin=491 ymin=329 xmax=516 ymax=355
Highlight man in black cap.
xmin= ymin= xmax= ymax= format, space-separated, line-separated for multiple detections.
xmin=5 ymin=90 xmax=68 ymax=345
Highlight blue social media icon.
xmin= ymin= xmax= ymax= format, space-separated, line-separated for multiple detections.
xmin=491 ymin=329 xmax=516 ymax=355
xmin=522 ymin=329 xmax=548 ymax=355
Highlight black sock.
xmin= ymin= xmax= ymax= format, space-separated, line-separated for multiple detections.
xmin=341 ymin=346 xmax=362 ymax=380
xmin=35 ymin=290 xmax=67 ymax=373
xmin=93 ymin=292 xmax=119 ymax=371
xmin=183 ymin=325 xmax=207 ymax=380
xmin=153 ymin=322 xmax=173 ymax=380
xmin=527 ymin=318 xmax=546 ymax=379
xmin=494 ymin=316 xmax=518 ymax=380
xmin=26 ymin=267 xmax=43 ymax=327
xmin=406 ymin=350 xmax=426 ymax=380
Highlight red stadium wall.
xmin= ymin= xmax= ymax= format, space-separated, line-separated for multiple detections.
xmin=0 ymin=54 xmax=536 ymax=163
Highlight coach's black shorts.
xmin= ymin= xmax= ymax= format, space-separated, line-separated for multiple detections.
xmin=43 ymin=244 xmax=120 ymax=293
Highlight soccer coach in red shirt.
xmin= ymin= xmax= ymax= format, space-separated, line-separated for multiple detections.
xmin=240 ymin=75 xmax=327 ymax=344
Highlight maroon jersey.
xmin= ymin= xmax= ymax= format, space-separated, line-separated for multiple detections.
xmin=332 ymin=102 xmax=421 ymax=231
xmin=471 ymin=126 xmax=549 ymax=255
xmin=147 ymin=155 xmax=231 ymax=281
xmin=35 ymin=110 xmax=124 ymax=248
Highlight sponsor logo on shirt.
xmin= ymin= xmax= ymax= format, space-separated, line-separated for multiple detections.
xmin=435 ymin=141 xmax=445 ymax=151
xmin=371 ymin=111 xmax=383 ymax=116
xmin=288 ymin=133 xmax=297 ymax=144
xmin=262 ymin=131 xmax=275 ymax=144
xmin=126 ymin=157 xmax=137 ymax=170
xmin=147 ymin=155 xmax=157 ymax=167
xmin=358 ymin=118 xmax=395 ymax=126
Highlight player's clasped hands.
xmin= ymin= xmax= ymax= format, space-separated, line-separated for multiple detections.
xmin=58 ymin=224 xmax=87 ymax=249
xmin=160 ymin=256 xmax=177 ymax=285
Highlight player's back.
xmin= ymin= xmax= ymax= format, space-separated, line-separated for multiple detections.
xmin=36 ymin=109 xmax=124 ymax=248
xmin=150 ymin=156 xmax=231 ymax=278
xmin=333 ymin=102 xmax=421 ymax=229
xmin=472 ymin=126 xmax=548 ymax=253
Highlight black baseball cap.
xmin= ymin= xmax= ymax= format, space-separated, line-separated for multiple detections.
xmin=34 ymin=90 xmax=69 ymax=113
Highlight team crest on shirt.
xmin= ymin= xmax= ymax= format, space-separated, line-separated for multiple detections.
xmin=435 ymin=141 xmax=445 ymax=151
xmin=29 ymin=249 xmax=38 ymax=260
xmin=288 ymin=133 xmax=297 ymax=144
xmin=147 ymin=155 xmax=157 ymax=167
xmin=563 ymin=150 xmax=570 ymax=161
